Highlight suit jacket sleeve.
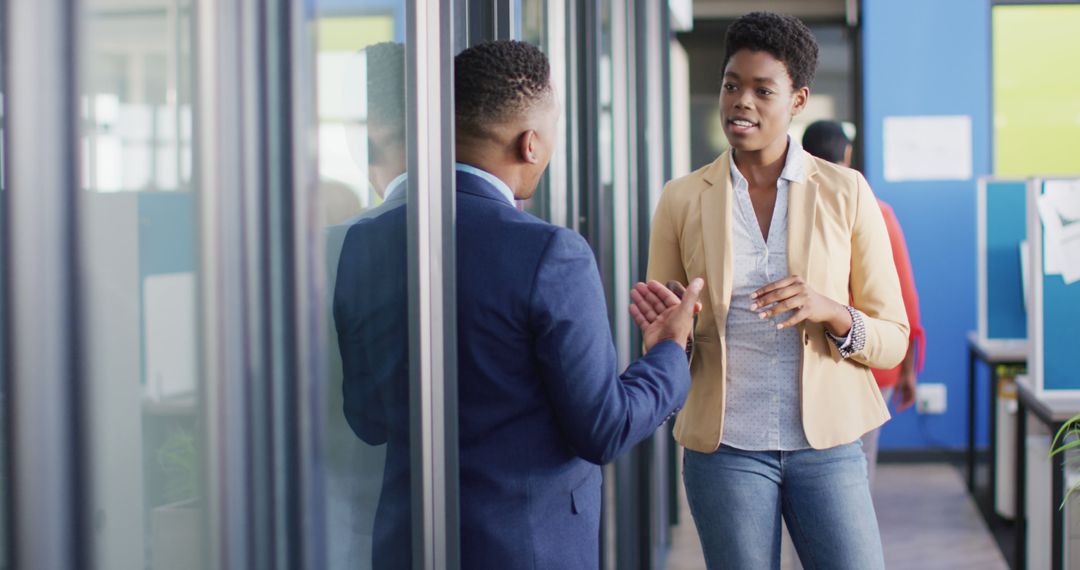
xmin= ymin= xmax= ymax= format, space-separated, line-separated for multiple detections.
xmin=530 ymin=228 xmax=691 ymax=465
xmin=335 ymin=221 xmax=395 ymax=446
xmin=844 ymin=173 xmax=911 ymax=369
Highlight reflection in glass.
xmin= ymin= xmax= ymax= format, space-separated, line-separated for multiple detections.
xmin=79 ymin=2 xmax=203 ymax=569
xmin=520 ymin=0 xmax=550 ymax=219
xmin=0 ymin=6 xmax=7 ymax=567
xmin=317 ymin=3 xmax=411 ymax=567
xmin=519 ymin=0 xmax=570 ymax=227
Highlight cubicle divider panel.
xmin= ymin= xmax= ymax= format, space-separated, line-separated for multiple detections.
xmin=1028 ymin=178 xmax=1080 ymax=393
xmin=978 ymin=177 xmax=1028 ymax=341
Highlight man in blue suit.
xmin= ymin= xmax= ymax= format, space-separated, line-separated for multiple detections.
xmin=335 ymin=40 xmax=702 ymax=569
xmin=451 ymin=40 xmax=701 ymax=568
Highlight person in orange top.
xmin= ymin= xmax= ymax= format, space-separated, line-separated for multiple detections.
xmin=802 ymin=120 xmax=925 ymax=484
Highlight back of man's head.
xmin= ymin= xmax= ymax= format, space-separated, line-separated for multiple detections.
xmin=365 ymin=42 xmax=407 ymax=195
xmin=454 ymin=40 xmax=557 ymax=200
xmin=802 ymin=120 xmax=850 ymax=166
xmin=455 ymin=40 xmax=552 ymax=141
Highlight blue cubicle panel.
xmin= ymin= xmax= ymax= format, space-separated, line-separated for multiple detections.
xmin=139 ymin=192 xmax=195 ymax=276
xmin=1042 ymin=266 xmax=1080 ymax=391
xmin=137 ymin=192 xmax=196 ymax=393
xmin=1030 ymin=179 xmax=1080 ymax=392
xmin=978 ymin=179 xmax=1028 ymax=340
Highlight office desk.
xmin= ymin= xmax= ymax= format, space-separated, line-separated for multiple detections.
xmin=1014 ymin=377 xmax=1080 ymax=570
xmin=966 ymin=332 xmax=1028 ymax=497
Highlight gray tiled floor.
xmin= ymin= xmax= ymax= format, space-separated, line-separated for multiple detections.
xmin=666 ymin=462 xmax=1009 ymax=570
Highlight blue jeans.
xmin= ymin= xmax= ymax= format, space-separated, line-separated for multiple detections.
xmin=683 ymin=443 xmax=885 ymax=570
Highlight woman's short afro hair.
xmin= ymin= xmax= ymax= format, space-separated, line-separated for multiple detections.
xmin=723 ymin=11 xmax=819 ymax=90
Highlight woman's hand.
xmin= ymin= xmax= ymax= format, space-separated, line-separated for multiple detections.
xmin=750 ymin=275 xmax=852 ymax=336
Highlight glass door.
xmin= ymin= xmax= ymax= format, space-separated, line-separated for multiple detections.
xmin=0 ymin=3 xmax=8 ymax=566
xmin=308 ymin=0 xmax=458 ymax=568
xmin=313 ymin=4 xmax=415 ymax=568
xmin=78 ymin=3 xmax=204 ymax=568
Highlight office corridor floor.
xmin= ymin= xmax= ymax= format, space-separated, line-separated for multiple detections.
xmin=665 ymin=462 xmax=1010 ymax=570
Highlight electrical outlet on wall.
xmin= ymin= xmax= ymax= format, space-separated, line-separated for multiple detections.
xmin=916 ymin=383 xmax=947 ymax=414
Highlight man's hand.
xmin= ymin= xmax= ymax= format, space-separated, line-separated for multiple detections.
xmin=628 ymin=280 xmax=702 ymax=324
xmin=662 ymin=280 xmax=704 ymax=314
xmin=629 ymin=278 xmax=705 ymax=352
xmin=750 ymin=275 xmax=851 ymax=336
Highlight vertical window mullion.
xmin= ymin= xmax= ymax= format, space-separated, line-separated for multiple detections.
xmin=408 ymin=0 xmax=457 ymax=568
xmin=5 ymin=1 xmax=83 ymax=568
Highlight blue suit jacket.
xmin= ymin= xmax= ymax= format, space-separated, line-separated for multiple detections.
xmin=454 ymin=170 xmax=690 ymax=568
xmin=333 ymin=189 xmax=413 ymax=569
xmin=334 ymin=172 xmax=690 ymax=569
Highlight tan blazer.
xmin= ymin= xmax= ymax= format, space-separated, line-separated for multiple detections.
xmin=647 ymin=149 xmax=910 ymax=451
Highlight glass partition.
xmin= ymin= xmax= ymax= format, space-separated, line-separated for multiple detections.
xmin=78 ymin=2 xmax=203 ymax=568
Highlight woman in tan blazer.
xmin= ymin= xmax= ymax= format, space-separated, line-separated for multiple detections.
xmin=643 ymin=12 xmax=908 ymax=570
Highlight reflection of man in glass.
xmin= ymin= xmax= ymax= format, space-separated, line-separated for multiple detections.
xmin=328 ymin=41 xmax=409 ymax=569
xmin=363 ymin=43 xmax=407 ymax=203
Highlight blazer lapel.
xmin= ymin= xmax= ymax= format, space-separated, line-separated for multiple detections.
xmin=699 ymin=152 xmax=735 ymax=330
xmin=787 ymin=150 xmax=819 ymax=284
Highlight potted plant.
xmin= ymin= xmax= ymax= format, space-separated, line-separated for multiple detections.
xmin=1050 ymin=415 xmax=1080 ymax=508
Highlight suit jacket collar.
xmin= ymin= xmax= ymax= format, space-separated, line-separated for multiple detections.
xmin=698 ymin=148 xmax=820 ymax=324
xmin=456 ymin=169 xmax=517 ymax=207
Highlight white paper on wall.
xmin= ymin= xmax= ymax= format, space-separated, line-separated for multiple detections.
xmin=143 ymin=272 xmax=196 ymax=400
xmin=1038 ymin=180 xmax=1080 ymax=284
xmin=883 ymin=115 xmax=973 ymax=182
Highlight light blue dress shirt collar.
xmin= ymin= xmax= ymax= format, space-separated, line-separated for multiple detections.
xmin=729 ymin=135 xmax=806 ymax=187
xmin=383 ymin=172 xmax=408 ymax=203
xmin=455 ymin=163 xmax=516 ymax=206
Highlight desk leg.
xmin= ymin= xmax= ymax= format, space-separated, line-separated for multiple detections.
xmin=1051 ymin=421 xmax=1065 ymax=570
xmin=968 ymin=344 xmax=978 ymax=493
xmin=972 ymin=343 xmax=980 ymax=494
xmin=1016 ymin=399 xmax=1027 ymax=570
xmin=989 ymin=365 xmax=999 ymax=517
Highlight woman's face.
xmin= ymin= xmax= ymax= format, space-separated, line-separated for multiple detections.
xmin=719 ymin=49 xmax=808 ymax=155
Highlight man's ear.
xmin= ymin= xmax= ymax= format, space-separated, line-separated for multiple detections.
xmin=519 ymin=130 xmax=540 ymax=164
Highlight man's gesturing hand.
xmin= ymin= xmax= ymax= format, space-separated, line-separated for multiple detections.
xmin=629 ymin=278 xmax=705 ymax=353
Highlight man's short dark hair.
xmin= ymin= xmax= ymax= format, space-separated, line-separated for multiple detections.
xmin=455 ymin=40 xmax=552 ymax=139
xmin=366 ymin=42 xmax=406 ymax=143
xmin=365 ymin=42 xmax=407 ymax=167
xmin=723 ymin=12 xmax=819 ymax=90
xmin=802 ymin=120 xmax=850 ymax=164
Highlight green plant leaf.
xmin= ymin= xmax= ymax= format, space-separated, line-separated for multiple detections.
xmin=1051 ymin=415 xmax=1080 ymax=453
xmin=1049 ymin=437 xmax=1080 ymax=458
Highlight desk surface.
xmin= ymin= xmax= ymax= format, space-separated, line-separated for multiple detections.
xmin=967 ymin=331 xmax=1029 ymax=363
xmin=1017 ymin=375 xmax=1080 ymax=425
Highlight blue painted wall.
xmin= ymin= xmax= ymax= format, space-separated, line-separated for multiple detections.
xmin=862 ymin=0 xmax=992 ymax=450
